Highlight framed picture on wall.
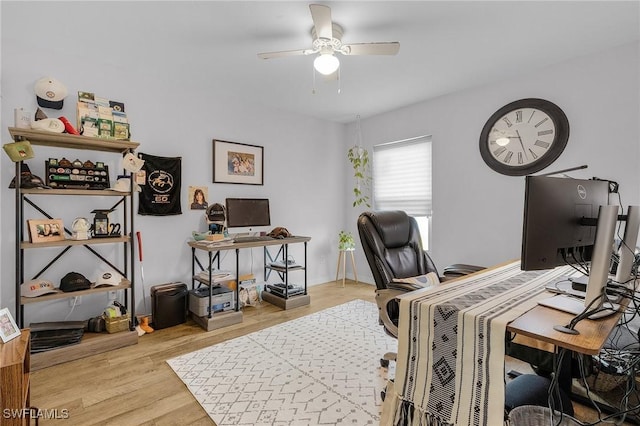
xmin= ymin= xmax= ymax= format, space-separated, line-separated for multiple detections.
xmin=27 ymin=218 xmax=65 ymax=243
xmin=0 ymin=308 xmax=20 ymax=343
xmin=212 ymin=139 xmax=264 ymax=185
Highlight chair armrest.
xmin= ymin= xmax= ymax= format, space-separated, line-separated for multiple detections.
xmin=388 ymin=281 xmax=426 ymax=292
xmin=375 ymin=288 xmax=405 ymax=338
xmin=443 ymin=263 xmax=485 ymax=277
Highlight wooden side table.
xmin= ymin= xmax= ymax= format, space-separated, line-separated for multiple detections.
xmin=1 ymin=329 xmax=30 ymax=425
xmin=335 ymin=248 xmax=358 ymax=287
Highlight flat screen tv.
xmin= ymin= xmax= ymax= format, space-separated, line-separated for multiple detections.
xmin=225 ymin=198 xmax=270 ymax=228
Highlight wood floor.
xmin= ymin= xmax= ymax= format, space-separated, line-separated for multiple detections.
xmin=30 ymin=281 xmax=634 ymax=425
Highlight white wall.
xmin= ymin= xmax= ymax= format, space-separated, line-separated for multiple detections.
xmin=346 ymin=42 xmax=640 ymax=283
xmin=1 ymin=12 xmax=346 ymax=322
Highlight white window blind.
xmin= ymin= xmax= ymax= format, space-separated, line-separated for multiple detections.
xmin=373 ymin=136 xmax=432 ymax=216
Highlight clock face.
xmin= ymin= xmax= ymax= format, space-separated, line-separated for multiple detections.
xmin=479 ymin=99 xmax=569 ymax=176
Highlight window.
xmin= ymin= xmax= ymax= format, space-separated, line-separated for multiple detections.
xmin=373 ymin=136 xmax=432 ymax=249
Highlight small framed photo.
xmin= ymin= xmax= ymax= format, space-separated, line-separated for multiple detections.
xmin=212 ymin=139 xmax=264 ymax=185
xmin=27 ymin=218 xmax=65 ymax=243
xmin=0 ymin=308 xmax=20 ymax=343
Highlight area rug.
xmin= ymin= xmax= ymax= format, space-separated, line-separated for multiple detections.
xmin=167 ymin=299 xmax=397 ymax=425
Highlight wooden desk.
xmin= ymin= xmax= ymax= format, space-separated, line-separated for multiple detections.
xmin=188 ymin=236 xmax=311 ymax=329
xmin=382 ymin=260 xmax=629 ymax=426
xmin=507 ymin=303 xmax=624 ymax=355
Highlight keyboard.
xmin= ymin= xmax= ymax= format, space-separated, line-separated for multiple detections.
xmin=232 ymin=235 xmax=274 ymax=243
xmin=537 ymin=294 xmax=620 ymax=320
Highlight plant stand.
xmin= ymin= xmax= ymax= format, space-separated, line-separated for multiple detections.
xmin=335 ymin=248 xmax=358 ymax=287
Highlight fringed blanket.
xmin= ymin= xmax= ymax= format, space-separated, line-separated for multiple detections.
xmin=381 ymin=261 xmax=573 ymax=426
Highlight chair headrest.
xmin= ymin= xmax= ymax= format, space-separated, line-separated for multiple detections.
xmin=364 ymin=211 xmax=412 ymax=248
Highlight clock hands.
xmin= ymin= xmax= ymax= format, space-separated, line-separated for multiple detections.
xmin=515 ymin=129 xmax=529 ymax=160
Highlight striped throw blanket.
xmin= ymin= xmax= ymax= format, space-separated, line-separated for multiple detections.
xmin=381 ymin=261 xmax=574 ymax=426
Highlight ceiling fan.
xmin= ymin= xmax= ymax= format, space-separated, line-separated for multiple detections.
xmin=257 ymin=4 xmax=400 ymax=76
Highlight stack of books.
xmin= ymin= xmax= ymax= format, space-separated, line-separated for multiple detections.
xmin=77 ymin=91 xmax=130 ymax=140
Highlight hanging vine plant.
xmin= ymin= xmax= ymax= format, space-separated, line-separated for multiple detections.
xmin=347 ymin=115 xmax=371 ymax=207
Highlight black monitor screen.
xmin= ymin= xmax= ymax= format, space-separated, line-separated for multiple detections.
xmin=521 ymin=176 xmax=609 ymax=270
xmin=225 ymin=198 xmax=271 ymax=228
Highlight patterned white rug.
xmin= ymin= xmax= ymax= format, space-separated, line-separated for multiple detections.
xmin=167 ymin=299 xmax=397 ymax=425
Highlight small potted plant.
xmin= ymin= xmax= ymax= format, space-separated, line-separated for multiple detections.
xmin=338 ymin=230 xmax=355 ymax=251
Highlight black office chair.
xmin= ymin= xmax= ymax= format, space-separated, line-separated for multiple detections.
xmin=357 ymin=210 xmax=574 ymax=415
xmin=357 ymin=210 xmax=484 ymax=342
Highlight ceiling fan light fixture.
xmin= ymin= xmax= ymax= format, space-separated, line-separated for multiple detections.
xmin=314 ymin=53 xmax=339 ymax=75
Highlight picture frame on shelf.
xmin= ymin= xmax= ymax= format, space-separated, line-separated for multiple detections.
xmin=212 ymin=139 xmax=264 ymax=185
xmin=0 ymin=308 xmax=20 ymax=343
xmin=27 ymin=218 xmax=65 ymax=243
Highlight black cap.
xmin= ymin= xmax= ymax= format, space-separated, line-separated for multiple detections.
xmin=60 ymin=272 xmax=91 ymax=292
xmin=8 ymin=163 xmax=50 ymax=189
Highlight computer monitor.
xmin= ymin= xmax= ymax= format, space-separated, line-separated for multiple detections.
xmin=225 ymin=198 xmax=271 ymax=229
xmin=521 ymin=176 xmax=609 ymax=271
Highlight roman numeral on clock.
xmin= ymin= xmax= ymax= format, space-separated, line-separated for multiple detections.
xmin=534 ymin=139 xmax=550 ymax=148
xmin=535 ymin=117 xmax=549 ymax=128
xmin=528 ymin=149 xmax=538 ymax=159
xmin=502 ymin=117 xmax=512 ymax=127
xmin=493 ymin=146 xmax=506 ymax=157
xmin=518 ymin=152 xmax=523 ymax=164
xmin=503 ymin=151 xmax=514 ymax=163
xmin=515 ymin=111 xmax=523 ymax=123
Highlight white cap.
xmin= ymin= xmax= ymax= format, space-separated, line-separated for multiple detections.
xmin=94 ymin=271 xmax=123 ymax=287
xmin=112 ymin=177 xmax=140 ymax=193
xmin=21 ymin=279 xmax=60 ymax=297
xmin=31 ymin=118 xmax=65 ymax=133
xmin=34 ymin=77 xmax=68 ymax=110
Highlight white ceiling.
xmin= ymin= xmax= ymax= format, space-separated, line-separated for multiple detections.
xmin=7 ymin=1 xmax=640 ymax=123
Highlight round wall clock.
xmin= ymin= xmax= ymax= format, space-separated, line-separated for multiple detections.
xmin=479 ymin=98 xmax=569 ymax=176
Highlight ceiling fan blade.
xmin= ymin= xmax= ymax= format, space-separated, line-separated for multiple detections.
xmin=342 ymin=42 xmax=400 ymax=56
xmin=309 ymin=4 xmax=332 ymax=40
xmin=258 ymin=49 xmax=315 ymax=60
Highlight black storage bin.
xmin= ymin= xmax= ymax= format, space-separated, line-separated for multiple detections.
xmin=151 ymin=282 xmax=188 ymax=329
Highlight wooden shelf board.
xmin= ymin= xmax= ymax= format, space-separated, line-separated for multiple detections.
xmin=30 ymin=330 xmax=138 ymax=371
xmin=266 ymin=265 xmax=305 ymax=272
xmin=21 ymin=235 xmax=130 ymax=249
xmin=21 ymin=282 xmax=131 ymax=304
xmin=22 ymin=188 xmax=130 ymax=196
xmin=8 ymin=127 xmax=139 ymax=153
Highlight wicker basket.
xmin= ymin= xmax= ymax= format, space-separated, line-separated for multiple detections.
xmin=104 ymin=313 xmax=131 ymax=333
xmin=585 ymin=368 xmax=626 ymax=392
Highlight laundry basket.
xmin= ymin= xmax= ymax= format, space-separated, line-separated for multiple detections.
xmin=508 ymin=405 xmax=581 ymax=426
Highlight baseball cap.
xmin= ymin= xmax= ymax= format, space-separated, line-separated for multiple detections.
xmin=34 ymin=77 xmax=68 ymax=110
xmin=31 ymin=118 xmax=65 ymax=133
xmin=8 ymin=163 xmax=50 ymax=189
xmin=94 ymin=271 xmax=123 ymax=287
xmin=60 ymin=272 xmax=91 ymax=292
xmin=21 ymin=279 xmax=60 ymax=298
xmin=206 ymin=203 xmax=226 ymax=224
xmin=111 ymin=176 xmax=140 ymax=193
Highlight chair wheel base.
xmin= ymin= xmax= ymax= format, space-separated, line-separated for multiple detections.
xmin=380 ymin=358 xmax=389 ymax=368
